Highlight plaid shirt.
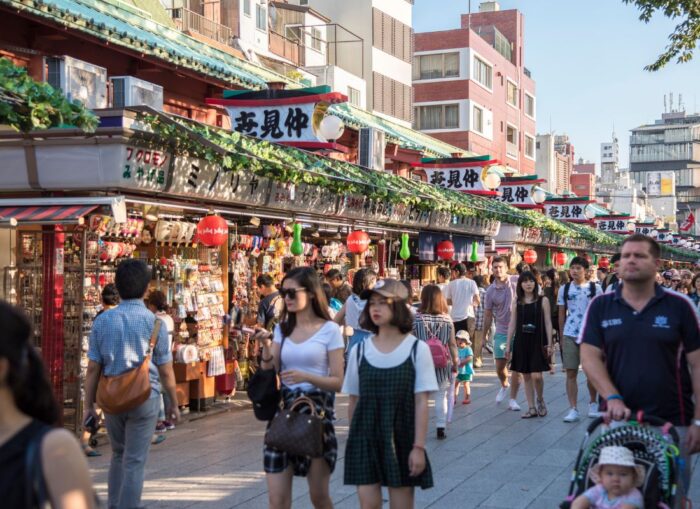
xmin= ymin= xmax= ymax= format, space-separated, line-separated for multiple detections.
xmin=474 ymin=287 xmax=486 ymax=330
xmin=88 ymin=299 xmax=172 ymax=395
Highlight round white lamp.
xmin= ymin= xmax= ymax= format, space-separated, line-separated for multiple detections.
xmin=650 ymin=229 xmax=659 ymax=238
xmin=483 ymin=164 xmax=505 ymax=190
xmin=319 ymin=115 xmax=345 ymax=142
xmin=532 ymin=187 xmax=547 ymax=204
xmin=583 ymin=205 xmax=597 ymax=220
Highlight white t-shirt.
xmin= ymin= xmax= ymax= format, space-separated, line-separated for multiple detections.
xmin=344 ymin=294 xmax=367 ymax=330
xmin=273 ymin=321 xmax=344 ymax=391
xmin=557 ymin=281 xmax=603 ymax=337
xmin=443 ymin=277 xmax=479 ymax=321
xmin=342 ymin=335 xmax=439 ymax=395
xmin=155 ymin=311 xmax=175 ymax=350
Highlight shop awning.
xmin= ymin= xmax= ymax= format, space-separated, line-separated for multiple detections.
xmin=0 ymin=204 xmax=97 ymax=224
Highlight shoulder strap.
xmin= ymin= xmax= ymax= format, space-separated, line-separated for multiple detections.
xmin=25 ymin=425 xmax=51 ymax=509
xmin=279 ymin=332 xmax=286 ymax=372
xmin=148 ymin=319 xmax=162 ymax=354
xmin=589 ymin=282 xmax=596 ymax=300
xmin=411 ymin=338 xmax=419 ymax=364
xmin=356 ymin=339 xmax=365 ymax=365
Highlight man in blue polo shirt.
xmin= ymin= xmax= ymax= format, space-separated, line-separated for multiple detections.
xmin=580 ymin=234 xmax=700 ymax=507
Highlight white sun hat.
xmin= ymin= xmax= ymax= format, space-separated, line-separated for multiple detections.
xmin=590 ymin=446 xmax=646 ymax=487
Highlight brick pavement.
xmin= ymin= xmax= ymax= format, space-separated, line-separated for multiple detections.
xmin=88 ymin=356 xmax=700 ymax=508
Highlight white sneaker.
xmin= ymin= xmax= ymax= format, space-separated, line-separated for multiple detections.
xmin=588 ymin=402 xmax=601 ymax=418
xmin=508 ymin=399 xmax=521 ymax=411
xmin=563 ymin=408 xmax=581 ymax=423
xmin=496 ymin=387 xmax=508 ymax=404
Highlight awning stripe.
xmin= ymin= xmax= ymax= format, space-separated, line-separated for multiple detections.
xmin=0 ymin=205 xmax=98 ymax=222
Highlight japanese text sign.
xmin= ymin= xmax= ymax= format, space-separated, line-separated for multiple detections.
xmin=544 ymin=202 xmax=591 ymax=222
xmin=423 ymin=167 xmax=490 ymax=194
xmin=595 ymin=217 xmax=632 ymax=234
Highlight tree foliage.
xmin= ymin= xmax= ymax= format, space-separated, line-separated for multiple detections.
xmin=623 ymin=0 xmax=700 ymax=71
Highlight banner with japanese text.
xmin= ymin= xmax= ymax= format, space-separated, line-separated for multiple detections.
xmin=594 ymin=217 xmax=633 ymax=234
xmin=496 ymin=178 xmax=546 ymax=208
xmin=423 ymin=167 xmax=490 ymax=193
xmin=543 ymin=201 xmax=592 ymax=223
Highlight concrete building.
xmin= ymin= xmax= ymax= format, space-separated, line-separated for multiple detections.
xmin=288 ymin=0 xmax=414 ymax=126
xmin=536 ymin=133 xmax=572 ymax=194
xmin=571 ymin=173 xmax=595 ymax=200
xmin=629 ymin=106 xmax=700 ymax=232
xmin=412 ymin=1 xmax=536 ymax=174
xmin=596 ymin=170 xmax=652 ymax=222
xmin=573 ymin=158 xmax=596 ymax=176
xmin=600 ymin=132 xmax=620 ymax=184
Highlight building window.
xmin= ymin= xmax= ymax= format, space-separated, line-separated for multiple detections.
xmin=285 ymin=25 xmax=301 ymax=42
xmin=506 ymin=124 xmax=518 ymax=157
xmin=373 ymin=72 xmax=412 ymax=122
xmin=256 ymin=4 xmax=267 ymax=31
xmin=524 ymin=93 xmax=535 ymax=118
xmin=243 ymin=0 xmax=251 ymax=16
xmin=525 ymin=134 xmax=535 ymax=159
xmin=473 ymin=105 xmax=484 ymax=133
xmin=413 ymin=52 xmax=460 ymax=80
xmin=348 ymin=86 xmax=361 ymax=107
xmin=372 ymin=8 xmax=413 ymax=63
xmin=506 ymin=81 xmax=518 ymax=107
xmin=311 ymin=27 xmax=323 ymax=51
xmin=473 ymin=56 xmax=492 ymax=90
xmin=414 ymin=104 xmax=459 ymax=130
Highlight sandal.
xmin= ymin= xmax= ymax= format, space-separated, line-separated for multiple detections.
xmin=537 ymin=399 xmax=548 ymax=417
xmin=82 ymin=444 xmax=102 ymax=457
xmin=521 ymin=408 xmax=538 ymax=419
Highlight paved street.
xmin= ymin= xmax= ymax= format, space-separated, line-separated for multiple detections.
xmin=88 ymin=357 xmax=700 ymax=508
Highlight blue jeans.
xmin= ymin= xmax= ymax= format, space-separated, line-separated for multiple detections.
xmin=105 ymin=395 xmax=160 ymax=509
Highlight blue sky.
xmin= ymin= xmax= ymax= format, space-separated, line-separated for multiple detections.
xmin=413 ymin=0 xmax=700 ymax=170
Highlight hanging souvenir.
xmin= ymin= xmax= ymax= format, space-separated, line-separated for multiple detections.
xmin=197 ymin=214 xmax=228 ymax=247
xmin=399 ymin=233 xmax=411 ymax=261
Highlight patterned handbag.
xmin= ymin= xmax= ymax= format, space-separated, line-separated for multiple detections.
xmin=264 ymin=395 xmax=325 ymax=457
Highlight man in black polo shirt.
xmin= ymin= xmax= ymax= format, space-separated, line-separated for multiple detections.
xmin=580 ymin=234 xmax=700 ymax=506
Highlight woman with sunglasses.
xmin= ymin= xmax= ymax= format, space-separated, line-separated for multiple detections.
xmin=259 ymin=267 xmax=344 ymax=509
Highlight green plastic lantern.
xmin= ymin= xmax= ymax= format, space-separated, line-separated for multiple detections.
xmin=593 ymin=253 xmax=599 ymax=266
xmin=290 ymin=223 xmax=303 ymax=256
xmin=545 ymin=250 xmax=552 ymax=267
xmin=470 ymin=241 xmax=479 ymax=263
xmin=399 ymin=233 xmax=411 ymax=261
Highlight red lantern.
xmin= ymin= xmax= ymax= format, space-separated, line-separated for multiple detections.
xmin=347 ymin=230 xmax=371 ymax=254
xmin=598 ymin=256 xmax=610 ymax=269
xmin=554 ymin=251 xmax=568 ymax=266
xmin=436 ymin=240 xmax=455 ymax=260
xmin=523 ymin=249 xmax=538 ymax=265
xmin=196 ymin=214 xmax=228 ymax=247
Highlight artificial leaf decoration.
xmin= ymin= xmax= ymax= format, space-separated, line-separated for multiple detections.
xmin=290 ymin=223 xmax=303 ymax=256
xmin=399 ymin=233 xmax=411 ymax=261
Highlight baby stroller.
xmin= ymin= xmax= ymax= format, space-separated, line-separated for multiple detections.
xmin=560 ymin=413 xmax=687 ymax=509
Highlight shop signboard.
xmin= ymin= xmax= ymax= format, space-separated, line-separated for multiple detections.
xmin=635 ymin=224 xmax=655 ymax=236
xmin=451 ymin=215 xmax=501 ymax=237
xmin=543 ymin=201 xmax=592 ymax=223
xmin=268 ymin=182 xmax=338 ymax=215
xmin=496 ymin=177 xmax=546 ymax=208
xmin=412 ymin=158 xmax=501 ymax=196
xmin=657 ymin=230 xmax=674 ymax=243
xmin=338 ymin=194 xmax=391 ymax=223
xmin=594 ymin=217 xmax=633 ymax=234
xmin=428 ymin=210 xmax=453 ymax=230
xmin=386 ymin=202 xmax=431 ymax=228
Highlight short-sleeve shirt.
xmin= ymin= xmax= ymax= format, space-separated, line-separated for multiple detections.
xmin=458 ymin=347 xmax=474 ymax=376
xmin=484 ymin=279 xmax=516 ymax=335
xmin=444 ymin=277 xmax=479 ymax=322
xmin=88 ymin=299 xmax=172 ymax=396
xmin=258 ymin=292 xmax=283 ymax=331
xmin=273 ymin=321 xmax=344 ymax=392
xmin=557 ymin=282 xmax=603 ymax=337
xmin=342 ymin=335 xmax=439 ymax=395
xmin=413 ymin=313 xmax=455 ymax=385
xmin=582 ymin=484 xmax=643 ymax=508
xmin=579 ymin=284 xmax=700 ymax=426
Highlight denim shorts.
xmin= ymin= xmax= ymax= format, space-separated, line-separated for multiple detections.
xmin=494 ymin=333 xmax=509 ymax=360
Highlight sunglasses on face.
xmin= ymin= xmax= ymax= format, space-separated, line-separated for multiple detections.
xmin=279 ymin=288 xmax=307 ymax=299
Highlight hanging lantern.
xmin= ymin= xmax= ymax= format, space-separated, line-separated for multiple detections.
xmin=469 ymin=240 xmax=479 ymax=263
xmin=598 ymin=256 xmax=610 ymax=269
xmin=523 ymin=249 xmax=538 ymax=265
xmin=583 ymin=253 xmax=592 ymax=264
xmin=436 ymin=240 xmax=455 ymax=260
xmin=555 ymin=251 xmax=568 ymax=267
xmin=545 ymin=250 xmax=552 ymax=266
xmin=290 ymin=223 xmax=304 ymax=256
xmin=399 ymin=233 xmax=411 ymax=261
xmin=196 ymin=214 xmax=228 ymax=247
xmin=593 ymin=254 xmax=599 ymax=266
xmin=347 ymin=230 xmax=371 ymax=254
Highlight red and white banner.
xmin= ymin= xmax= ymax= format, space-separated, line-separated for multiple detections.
xmin=543 ymin=201 xmax=593 ymax=223
xmin=594 ymin=216 xmax=633 ymax=234
xmin=680 ymin=212 xmax=695 ymax=232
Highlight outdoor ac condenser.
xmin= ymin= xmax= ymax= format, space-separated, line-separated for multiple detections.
xmin=359 ymin=127 xmax=386 ymax=171
xmin=45 ymin=56 xmax=108 ymax=109
xmin=110 ymin=76 xmax=164 ymax=111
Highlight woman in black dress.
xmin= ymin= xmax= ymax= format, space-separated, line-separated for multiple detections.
xmin=505 ymin=271 xmax=554 ymax=418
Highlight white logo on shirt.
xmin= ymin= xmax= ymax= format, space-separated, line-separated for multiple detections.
xmin=601 ymin=318 xmax=623 ymax=329
xmin=652 ymin=315 xmax=670 ymax=329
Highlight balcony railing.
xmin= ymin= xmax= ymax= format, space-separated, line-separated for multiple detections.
xmin=168 ymin=7 xmax=233 ymax=45
xmin=269 ymin=31 xmax=304 ymax=67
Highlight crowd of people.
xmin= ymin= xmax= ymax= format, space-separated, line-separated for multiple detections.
xmin=1 ymin=234 xmax=700 ymax=508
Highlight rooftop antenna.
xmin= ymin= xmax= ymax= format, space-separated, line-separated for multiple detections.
xmin=468 ymin=0 xmax=471 ymax=30
xmin=664 ymin=94 xmax=667 ymax=113
xmin=670 ymin=92 xmax=674 ymax=112
xmin=679 ymin=93 xmax=684 ymax=112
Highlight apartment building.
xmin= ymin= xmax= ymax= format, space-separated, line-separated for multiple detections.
xmin=536 ymin=134 xmax=572 ymax=195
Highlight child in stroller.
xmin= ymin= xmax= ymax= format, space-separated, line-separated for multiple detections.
xmin=561 ymin=414 xmax=685 ymax=509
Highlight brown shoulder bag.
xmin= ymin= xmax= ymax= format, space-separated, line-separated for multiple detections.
xmin=97 ymin=320 xmax=161 ymax=414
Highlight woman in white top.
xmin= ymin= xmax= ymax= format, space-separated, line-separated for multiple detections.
xmin=146 ymin=290 xmax=177 ymax=434
xmin=343 ymin=279 xmax=438 ymax=509
xmin=334 ymin=268 xmax=377 ymax=356
xmin=259 ymin=267 xmax=344 ymax=509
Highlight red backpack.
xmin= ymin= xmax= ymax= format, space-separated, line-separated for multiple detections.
xmin=424 ymin=320 xmax=449 ymax=368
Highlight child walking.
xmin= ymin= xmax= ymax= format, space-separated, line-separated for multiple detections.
xmin=454 ymin=330 xmax=474 ymax=405
xmin=342 ymin=279 xmax=438 ymax=508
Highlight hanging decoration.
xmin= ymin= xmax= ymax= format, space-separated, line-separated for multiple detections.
xmin=545 ymin=250 xmax=552 ymax=267
xmin=347 ymin=230 xmax=371 ymax=254
xmin=555 ymin=251 xmax=568 ymax=267
xmin=598 ymin=256 xmax=610 ymax=269
xmin=523 ymin=249 xmax=538 ymax=265
xmin=290 ymin=223 xmax=304 ymax=256
xmin=399 ymin=233 xmax=411 ymax=261
xmin=196 ymin=214 xmax=228 ymax=247
xmin=436 ymin=240 xmax=455 ymax=260
xmin=593 ymin=254 xmax=599 ymax=266
xmin=469 ymin=241 xmax=479 ymax=263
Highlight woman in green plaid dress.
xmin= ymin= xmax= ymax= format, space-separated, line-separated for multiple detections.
xmin=342 ymin=279 xmax=438 ymax=508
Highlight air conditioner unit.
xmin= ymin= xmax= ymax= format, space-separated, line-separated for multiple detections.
xmin=110 ymin=76 xmax=164 ymax=110
xmin=45 ymin=56 xmax=108 ymax=109
xmin=359 ymin=127 xmax=385 ymax=171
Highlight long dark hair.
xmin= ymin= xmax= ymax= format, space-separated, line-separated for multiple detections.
xmin=0 ymin=301 xmax=60 ymax=425
xmin=279 ymin=267 xmax=331 ymax=337
xmin=419 ymin=284 xmax=448 ymax=315
xmin=516 ymin=271 xmax=540 ymax=303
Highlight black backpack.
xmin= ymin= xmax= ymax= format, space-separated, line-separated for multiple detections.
xmin=563 ymin=281 xmax=597 ymax=314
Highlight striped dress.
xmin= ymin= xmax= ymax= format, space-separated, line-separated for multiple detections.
xmin=413 ymin=313 xmax=454 ymax=385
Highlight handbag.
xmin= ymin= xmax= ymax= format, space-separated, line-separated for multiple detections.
xmin=97 ymin=320 xmax=161 ymax=415
xmin=264 ymin=395 xmax=325 ymax=458
xmin=247 ymin=334 xmax=285 ymax=421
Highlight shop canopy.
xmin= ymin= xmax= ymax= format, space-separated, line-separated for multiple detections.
xmin=0 ymin=204 xmax=97 ymax=224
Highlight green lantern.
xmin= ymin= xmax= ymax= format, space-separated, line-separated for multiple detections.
xmin=290 ymin=223 xmax=303 ymax=256
xmin=399 ymin=233 xmax=411 ymax=261
xmin=545 ymin=250 xmax=552 ymax=266
xmin=470 ymin=241 xmax=479 ymax=263
xmin=593 ymin=253 xmax=598 ymax=265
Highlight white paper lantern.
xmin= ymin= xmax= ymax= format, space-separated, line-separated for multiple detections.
xmin=319 ymin=115 xmax=345 ymax=142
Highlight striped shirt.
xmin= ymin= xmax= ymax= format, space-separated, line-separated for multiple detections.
xmin=88 ymin=299 xmax=172 ymax=396
xmin=413 ymin=313 xmax=455 ymax=385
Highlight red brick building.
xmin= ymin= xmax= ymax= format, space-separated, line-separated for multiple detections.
xmin=413 ymin=2 xmax=536 ymax=174
xmin=573 ymin=161 xmax=596 ymax=176
xmin=570 ymin=173 xmax=596 ymax=200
